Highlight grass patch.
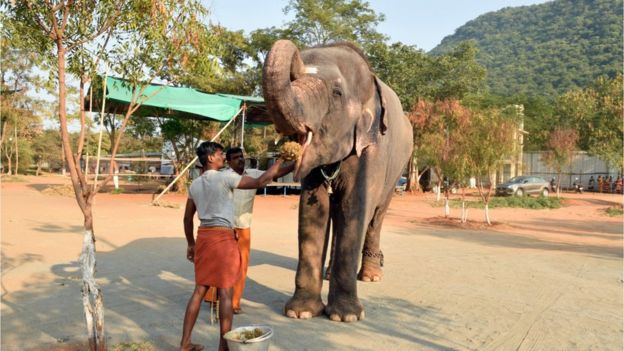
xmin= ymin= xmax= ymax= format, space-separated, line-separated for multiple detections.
xmin=606 ymin=206 xmax=624 ymax=217
xmin=439 ymin=196 xmax=562 ymax=210
xmin=1 ymin=175 xmax=28 ymax=182
xmin=111 ymin=341 xmax=154 ymax=351
xmin=111 ymin=188 xmax=125 ymax=195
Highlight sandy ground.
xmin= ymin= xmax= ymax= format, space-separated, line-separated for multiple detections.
xmin=1 ymin=175 xmax=622 ymax=351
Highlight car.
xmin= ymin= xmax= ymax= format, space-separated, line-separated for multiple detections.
xmin=495 ymin=176 xmax=550 ymax=197
xmin=395 ymin=176 xmax=407 ymax=194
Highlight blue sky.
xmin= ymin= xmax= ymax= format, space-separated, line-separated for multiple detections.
xmin=205 ymin=0 xmax=551 ymax=51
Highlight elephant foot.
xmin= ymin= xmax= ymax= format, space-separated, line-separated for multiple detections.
xmin=357 ymin=250 xmax=383 ymax=282
xmin=325 ymin=296 xmax=365 ymax=323
xmin=284 ymin=291 xmax=325 ymax=320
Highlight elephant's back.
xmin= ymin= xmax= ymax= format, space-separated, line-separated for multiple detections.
xmin=377 ymin=80 xmax=413 ymax=160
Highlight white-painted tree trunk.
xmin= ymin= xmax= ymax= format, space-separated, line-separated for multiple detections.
xmin=80 ymin=230 xmax=106 ymax=350
xmin=484 ymin=203 xmax=491 ymax=225
xmin=444 ymin=197 xmax=450 ymax=217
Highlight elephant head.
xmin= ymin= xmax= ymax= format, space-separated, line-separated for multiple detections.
xmin=263 ymin=40 xmax=387 ymax=179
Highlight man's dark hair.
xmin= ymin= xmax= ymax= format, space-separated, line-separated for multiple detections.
xmin=226 ymin=147 xmax=243 ymax=161
xmin=196 ymin=141 xmax=224 ymax=166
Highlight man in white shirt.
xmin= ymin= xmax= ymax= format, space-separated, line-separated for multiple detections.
xmin=205 ymin=147 xmax=294 ymax=314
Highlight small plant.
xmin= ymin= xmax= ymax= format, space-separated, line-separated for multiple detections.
xmin=606 ymin=206 xmax=624 ymax=217
xmin=111 ymin=188 xmax=125 ymax=195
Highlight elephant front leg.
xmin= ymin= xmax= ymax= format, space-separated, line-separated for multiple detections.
xmin=285 ymin=183 xmax=330 ymax=319
xmin=325 ymin=210 xmax=366 ymax=322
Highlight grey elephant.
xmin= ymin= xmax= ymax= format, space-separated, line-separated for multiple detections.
xmin=262 ymin=40 xmax=413 ymax=322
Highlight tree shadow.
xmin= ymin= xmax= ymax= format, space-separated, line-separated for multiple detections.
xmin=2 ymin=238 xmax=457 ymax=351
xmin=410 ymin=224 xmax=622 ymax=259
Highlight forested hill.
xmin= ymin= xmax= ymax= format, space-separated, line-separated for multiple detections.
xmin=430 ymin=0 xmax=623 ymax=98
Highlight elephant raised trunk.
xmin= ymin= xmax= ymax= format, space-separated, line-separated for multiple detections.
xmin=262 ymin=40 xmax=327 ymax=137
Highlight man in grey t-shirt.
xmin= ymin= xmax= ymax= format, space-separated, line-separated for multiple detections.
xmin=180 ymin=141 xmax=285 ymax=351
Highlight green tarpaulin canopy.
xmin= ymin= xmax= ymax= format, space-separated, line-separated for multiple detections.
xmin=87 ymin=76 xmax=271 ymax=124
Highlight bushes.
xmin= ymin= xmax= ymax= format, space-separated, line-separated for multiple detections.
xmin=446 ymin=196 xmax=562 ymax=209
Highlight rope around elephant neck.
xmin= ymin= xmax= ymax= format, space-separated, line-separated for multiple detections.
xmin=321 ymin=161 xmax=341 ymax=195
xmin=320 ymin=161 xmax=341 ymax=181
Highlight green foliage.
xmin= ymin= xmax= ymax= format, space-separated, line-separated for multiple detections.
xmin=431 ymin=0 xmax=623 ymax=98
xmin=283 ymin=0 xmax=387 ymax=47
xmin=446 ymin=196 xmax=562 ymax=209
xmin=555 ymin=74 xmax=623 ymax=170
xmin=605 ymin=206 xmax=624 ymax=217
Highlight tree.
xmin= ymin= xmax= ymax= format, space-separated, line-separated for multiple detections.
xmin=409 ymin=99 xmax=471 ymax=214
xmin=466 ymin=108 xmax=517 ymax=225
xmin=542 ymin=128 xmax=578 ymax=197
xmin=0 ymin=15 xmax=45 ymax=175
xmin=556 ymin=74 xmax=623 ymax=173
xmin=5 ymin=1 xmax=217 ymax=349
xmin=398 ymin=43 xmax=486 ymax=192
xmin=283 ymin=0 xmax=387 ymax=47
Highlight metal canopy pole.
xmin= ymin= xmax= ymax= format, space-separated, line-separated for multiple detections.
xmin=151 ymin=106 xmax=244 ymax=204
xmin=240 ymin=103 xmax=246 ymax=149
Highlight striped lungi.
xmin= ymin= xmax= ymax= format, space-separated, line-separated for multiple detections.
xmin=194 ymin=227 xmax=241 ymax=288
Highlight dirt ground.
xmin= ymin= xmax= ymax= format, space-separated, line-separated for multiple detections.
xmin=1 ymin=175 xmax=622 ymax=350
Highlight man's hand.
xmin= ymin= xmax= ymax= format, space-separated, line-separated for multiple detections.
xmin=186 ymin=245 xmax=195 ymax=262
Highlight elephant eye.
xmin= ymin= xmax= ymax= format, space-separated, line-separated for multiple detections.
xmin=332 ymin=88 xmax=342 ymax=97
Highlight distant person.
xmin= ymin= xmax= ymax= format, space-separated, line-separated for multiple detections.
xmin=615 ymin=176 xmax=623 ymax=194
xmin=588 ymin=176 xmax=595 ymax=192
xmin=597 ymin=175 xmax=603 ymax=193
xmin=205 ymin=147 xmax=294 ymax=314
xmin=180 ymin=141 xmax=285 ymax=351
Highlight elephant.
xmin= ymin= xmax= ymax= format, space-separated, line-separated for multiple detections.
xmin=262 ymin=40 xmax=413 ymax=322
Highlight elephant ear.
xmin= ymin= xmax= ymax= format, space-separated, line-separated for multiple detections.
xmin=355 ymin=76 xmax=387 ymax=157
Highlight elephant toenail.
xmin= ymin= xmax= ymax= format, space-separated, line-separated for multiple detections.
xmin=299 ymin=311 xmax=312 ymax=319
xmin=362 ymin=276 xmax=371 ymax=282
xmin=286 ymin=310 xmax=297 ymax=318
xmin=359 ymin=311 xmax=366 ymax=320
xmin=344 ymin=314 xmax=357 ymax=322
xmin=372 ymin=276 xmax=380 ymax=282
xmin=329 ymin=314 xmax=341 ymax=322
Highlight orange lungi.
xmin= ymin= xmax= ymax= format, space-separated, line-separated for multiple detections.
xmin=194 ymin=227 xmax=241 ymax=288
xmin=205 ymin=227 xmax=250 ymax=309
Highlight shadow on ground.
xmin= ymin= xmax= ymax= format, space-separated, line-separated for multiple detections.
xmin=407 ymin=223 xmax=622 ymax=259
xmin=2 ymin=238 xmax=455 ymax=351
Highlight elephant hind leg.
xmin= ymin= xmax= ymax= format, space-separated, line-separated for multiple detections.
xmin=357 ymin=196 xmax=392 ymax=282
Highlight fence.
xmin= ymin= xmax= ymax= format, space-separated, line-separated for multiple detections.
xmin=523 ymin=151 xmax=620 ymax=188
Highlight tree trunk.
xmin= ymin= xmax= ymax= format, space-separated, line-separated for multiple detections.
xmin=6 ymin=151 xmax=12 ymax=175
xmin=56 ymin=40 xmax=105 ymax=351
xmin=14 ymin=125 xmax=18 ymax=175
xmin=484 ymin=203 xmax=491 ymax=225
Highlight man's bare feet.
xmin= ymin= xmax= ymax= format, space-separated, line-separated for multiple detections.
xmin=180 ymin=342 xmax=204 ymax=351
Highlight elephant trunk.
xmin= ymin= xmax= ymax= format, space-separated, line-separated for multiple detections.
xmin=262 ymin=40 xmax=325 ymax=136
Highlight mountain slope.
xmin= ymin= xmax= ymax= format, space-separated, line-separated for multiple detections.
xmin=430 ymin=0 xmax=623 ymax=97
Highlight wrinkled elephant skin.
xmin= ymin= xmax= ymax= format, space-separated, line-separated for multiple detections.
xmin=263 ymin=40 xmax=413 ymax=322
